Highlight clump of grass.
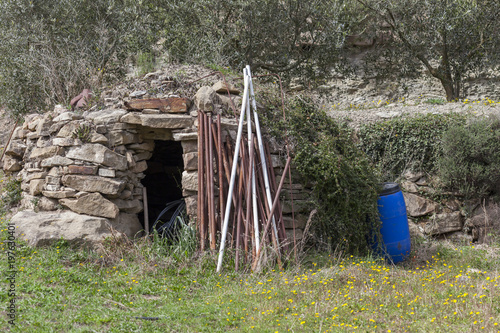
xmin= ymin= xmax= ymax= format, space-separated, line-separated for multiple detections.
xmin=425 ymin=98 xmax=446 ymax=105
xmin=0 ymin=175 xmax=22 ymax=210
xmin=71 ymin=124 xmax=92 ymax=143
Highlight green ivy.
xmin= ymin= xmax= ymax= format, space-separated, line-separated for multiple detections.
xmin=263 ymin=97 xmax=382 ymax=254
xmin=357 ymin=113 xmax=467 ymax=181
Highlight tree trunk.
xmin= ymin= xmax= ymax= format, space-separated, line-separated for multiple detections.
xmin=440 ymin=78 xmax=461 ymax=101
xmin=441 ymin=80 xmax=456 ymax=101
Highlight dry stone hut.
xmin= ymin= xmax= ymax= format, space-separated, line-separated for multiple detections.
xmin=5 ymin=70 xmax=308 ymax=246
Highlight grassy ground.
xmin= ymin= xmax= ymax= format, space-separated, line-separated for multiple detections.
xmin=2 ymin=216 xmax=500 ymax=333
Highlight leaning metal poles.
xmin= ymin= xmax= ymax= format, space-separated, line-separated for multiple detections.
xmin=216 ymin=72 xmax=250 ymax=273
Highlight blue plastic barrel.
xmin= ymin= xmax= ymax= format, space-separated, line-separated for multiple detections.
xmin=377 ymin=182 xmax=411 ymax=264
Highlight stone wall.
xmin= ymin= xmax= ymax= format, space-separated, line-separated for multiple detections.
xmin=5 ymin=72 xmax=309 ymax=246
xmin=401 ymin=171 xmax=489 ymax=244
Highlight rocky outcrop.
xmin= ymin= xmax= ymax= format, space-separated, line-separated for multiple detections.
xmin=400 ymin=172 xmax=481 ymax=243
xmin=12 ymin=210 xmax=123 ymax=246
xmin=403 ymin=193 xmax=438 ymax=217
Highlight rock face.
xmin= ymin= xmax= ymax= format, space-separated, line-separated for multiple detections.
xmin=403 ymin=193 xmax=438 ymax=217
xmin=398 ymin=174 xmax=485 ymax=242
xmin=194 ymin=86 xmax=219 ymax=111
xmin=424 ymin=212 xmax=463 ymax=235
xmin=13 ymin=210 xmax=116 ymax=246
xmin=109 ymin=213 xmax=143 ymax=238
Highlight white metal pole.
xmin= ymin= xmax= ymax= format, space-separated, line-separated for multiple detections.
xmin=216 ymin=71 xmax=250 ymax=273
xmin=246 ymin=85 xmax=260 ymax=250
xmin=246 ymin=65 xmax=280 ymax=249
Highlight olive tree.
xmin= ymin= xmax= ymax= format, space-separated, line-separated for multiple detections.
xmin=0 ymin=0 xmax=162 ymax=117
xmin=161 ymin=0 xmax=349 ymax=82
xmin=356 ymin=0 xmax=500 ymax=101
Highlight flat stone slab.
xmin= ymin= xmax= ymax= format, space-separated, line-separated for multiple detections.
xmin=124 ymin=98 xmax=191 ymax=113
xmin=85 ymin=109 xmax=127 ymax=124
xmin=121 ymin=112 xmax=193 ymax=129
xmin=173 ymin=132 xmax=197 ymax=141
xmin=62 ymin=174 xmax=125 ymax=195
xmin=60 ymin=192 xmax=119 ymax=218
xmin=424 ymin=211 xmax=463 ymax=235
xmin=42 ymin=190 xmax=78 ymax=199
xmin=41 ymin=156 xmax=74 ymax=167
xmin=66 ymin=144 xmax=127 ymax=170
xmin=29 ymin=146 xmax=64 ymax=160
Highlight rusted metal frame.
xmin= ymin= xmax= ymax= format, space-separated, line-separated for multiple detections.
xmin=222 ymin=139 xmax=241 ymax=215
xmin=210 ymin=119 xmax=223 ymax=237
xmin=254 ymin=156 xmax=283 ymax=271
xmin=216 ymin=116 xmax=224 ymax=237
xmin=198 ymin=111 xmax=206 ymax=250
xmin=255 ymin=173 xmax=270 ymax=244
xmin=0 ymin=120 xmax=18 ymax=164
xmin=264 ymin=142 xmax=287 ymax=251
xmin=221 ymin=138 xmax=248 ymax=253
xmin=224 ymin=139 xmax=237 ymax=248
xmin=188 ymin=71 xmax=238 ymax=118
xmin=252 ymin=156 xmax=292 ymax=271
xmin=209 ymin=120 xmax=220 ymax=237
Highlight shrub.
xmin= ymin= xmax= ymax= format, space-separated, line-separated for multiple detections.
xmin=264 ymin=97 xmax=382 ymax=254
xmin=358 ymin=113 xmax=467 ymax=181
xmin=0 ymin=177 xmax=22 ymax=210
xmin=438 ymin=117 xmax=500 ymax=199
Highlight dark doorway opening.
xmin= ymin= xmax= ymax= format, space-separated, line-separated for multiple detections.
xmin=140 ymin=140 xmax=184 ymax=230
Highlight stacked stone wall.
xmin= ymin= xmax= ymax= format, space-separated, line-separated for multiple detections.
xmin=5 ymin=72 xmax=309 ymax=246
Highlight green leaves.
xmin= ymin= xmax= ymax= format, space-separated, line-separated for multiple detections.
xmin=161 ymin=0 xmax=348 ymax=82
xmin=267 ymin=97 xmax=382 ymax=254
xmin=355 ymin=0 xmax=500 ymax=100
xmin=438 ymin=117 xmax=500 ymax=199
xmin=358 ymin=113 xmax=467 ymax=181
xmin=0 ymin=0 xmax=163 ymax=116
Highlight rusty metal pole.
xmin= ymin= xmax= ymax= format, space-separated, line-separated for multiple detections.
xmin=208 ymin=115 xmax=216 ymax=250
xmin=198 ymin=111 xmax=206 ymax=250
xmin=217 ymin=115 xmax=224 ymax=234
xmin=252 ymin=156 xmax=292 ymax=271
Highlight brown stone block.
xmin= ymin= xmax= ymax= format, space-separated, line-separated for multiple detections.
xmin=124 ymin=98 xmax=191 ymax=113
xmin=68 ymin=165 xmax=98 ymax=175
